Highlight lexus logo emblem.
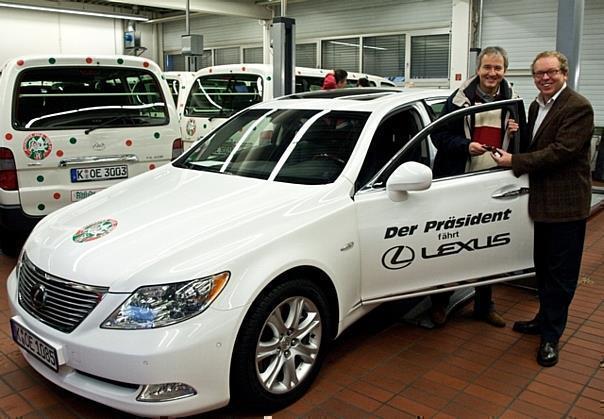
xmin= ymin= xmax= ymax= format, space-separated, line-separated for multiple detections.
xmin=31 ymin=283 xmax=47 ymax=310
xmin=382 ymin=245 xmax=415 ymax=270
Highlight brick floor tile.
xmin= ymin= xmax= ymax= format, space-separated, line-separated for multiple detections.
xmin=453 ymin=392 xmax=507 ymax=417
xmin=508 ymin=399 xmax=561 ymax=418
xmin=573 ymin=395 xmax=603 ymax=414
xmin=315 ymin=396 xmax=379 ymax=417
xmin=473 ymin=374 xmax=524 ymax=398
xmin=526 ymin=380 xmax=578 ymax=404
xmin=588 ymin=377 xmax=604 ymax=391
xmin=446 ymin=354 xmax=488 ymax=374
xmin=373 ymin=403 xmax=416 ymax=419
xmin=19 ymin=385 xmax=59 ymax=409
xmin=2 ymin=369 xmax=36 ymax=392
xmin=499 ymin=408 xmax=536 ymax=419
xmin=580 ymin=385 xmax=603 ymax=402
xmin=274 ymin=396 xmax=314 ymax=416
xmin=423 ymin=370 xmax=467 ymax=391
xmin=409 ymin=376 xmax=460 ymax=400
xmin=538 ymin=365 xmax=592 ymax=386
xmin=518 ymin=390 xmax=571 ymax=414
xmin=0 ymin=355 xmax=18 ymax=376
xmin=0 ymin=393 xmax=34 ymax=418
xmin=334 ymin=388 xmax=382 ymax=412
xmin=463 ymin=383 xmax=514 ymax=406
xmin=439 ymin=401 xmax=494 ymax=419
xmin=348 ymin=380 xmax=395 ymax=403
xmin=400 ymin=386 xmax=449 ymax=410
xmin=387 ymin=394 xmax=437 ymax=418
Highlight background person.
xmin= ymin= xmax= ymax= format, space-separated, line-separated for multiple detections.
xmin=322 ymin=69 xmax=348 ymax=90
xmin=357 ymin=77 xmax=370 ymax=87
xmin=429 ymin=46 xmax=526 ymax=327
xmin=491 ymin=51 xmax=594 ymax=367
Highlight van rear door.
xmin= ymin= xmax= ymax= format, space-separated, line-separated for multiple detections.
xmin=5 ymin=57 xmax=180 ymax=217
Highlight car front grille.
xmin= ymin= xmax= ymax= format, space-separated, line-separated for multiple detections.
xmin=17 ymin=253 xmax=108 ymax=333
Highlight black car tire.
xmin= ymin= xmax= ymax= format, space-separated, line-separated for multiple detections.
xmin=230 ymin=278 xmax=332 ymax=412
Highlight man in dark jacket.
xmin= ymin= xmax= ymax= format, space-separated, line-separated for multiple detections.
xmin=429 ymin=46 xmax=526 ymax=328
xmin=492 ymin=51 xmax=594 ymax=367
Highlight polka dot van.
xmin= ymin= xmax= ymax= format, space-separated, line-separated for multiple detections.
xmin=0 ymin=55 xmax=183 ymax=254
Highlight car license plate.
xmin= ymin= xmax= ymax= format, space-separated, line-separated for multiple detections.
xmin=10 ymin=319 xmax=60 ymax=372
xmin=70 ymin=165 xmax=128 ymax=183
xmin=71 ymin=188 xmax=102 ymax=202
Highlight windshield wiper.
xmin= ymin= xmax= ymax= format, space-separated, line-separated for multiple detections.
xmin=84 ymin=115 xmax=134 ymax=135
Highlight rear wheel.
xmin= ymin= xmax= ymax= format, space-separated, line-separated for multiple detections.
xmin=230 ymin=278 xmax=332 ymax=411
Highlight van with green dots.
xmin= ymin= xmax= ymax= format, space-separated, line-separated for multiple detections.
xmin=0 ymin=55 xmax=183 ymax=254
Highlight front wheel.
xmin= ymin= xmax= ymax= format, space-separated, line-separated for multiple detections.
xmin=230 ymin=278 xmax=332 ymax=412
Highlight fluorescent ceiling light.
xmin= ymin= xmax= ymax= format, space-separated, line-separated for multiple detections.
xmin=0 ymin=1 xmax=148 ymax=21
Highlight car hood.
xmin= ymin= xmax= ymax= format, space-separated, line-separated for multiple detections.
xmin=24 ymin=165 xmax=349 ymax=291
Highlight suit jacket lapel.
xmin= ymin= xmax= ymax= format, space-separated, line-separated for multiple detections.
xmin=531 ymin=88 xmax=571 ymax=143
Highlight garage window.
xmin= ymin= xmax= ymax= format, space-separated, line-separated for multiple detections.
xmin=215 ymin=47 xmax=241 ymax=65
xmin=321 ymin=37 xmax=360 ymax=72
xmin=296 ymin=43 xmax=317 ymax=68
xmin=243 ymin=47 xmax=263 ymax=64
xmin=363 ymin=34 xmax=405 ymax=79
xmin=410 ymin=34 xmax=450 ymax=79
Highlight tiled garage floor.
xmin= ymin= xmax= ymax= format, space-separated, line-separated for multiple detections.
xmin=1 ymin=210 xmax=603 ymax=418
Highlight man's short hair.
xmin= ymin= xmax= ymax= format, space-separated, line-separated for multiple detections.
xmin=477 ymin=46 xmax=509 ymax=70
xmin=531 ymin=50 xmax=569 ymax=74
xmin=334 ymin=69 xmax=348 ymax=83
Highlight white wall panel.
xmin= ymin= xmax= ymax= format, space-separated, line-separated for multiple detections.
xmin=482 ymin=0 xmax=602 ymax=126
xmin=0 ymin=8 xmax=123 ymax=66
xmin=162 ymin=0 xmax=451 ymax=51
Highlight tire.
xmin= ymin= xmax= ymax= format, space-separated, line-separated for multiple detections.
xmin=230 ymin=278 xmax=333 ymax=412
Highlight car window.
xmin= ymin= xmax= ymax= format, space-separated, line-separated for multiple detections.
xmin=167 ymin=78 xmax=180 ymax=105
xmin=14 ymin=67 xmax=168 ymax=130
xmin=356 ymin=106 xmax=424 ymax=190
xmin=177 ymin=108 xmax=370 ymax=184
xmin=372 ymin=99 xmax=526 ymax=186
xmin=184 ymin=74 xmax=263 ymax=119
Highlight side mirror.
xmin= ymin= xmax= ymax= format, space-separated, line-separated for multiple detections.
xmin=386 ymin=161 xmax=432 ymax=202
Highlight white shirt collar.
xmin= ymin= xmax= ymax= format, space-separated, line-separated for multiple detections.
xmin=536 ymin=82 xmax=567 ymax=106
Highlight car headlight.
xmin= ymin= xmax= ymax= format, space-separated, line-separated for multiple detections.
xmin=101 ymin=272 xmax=229 ymax=329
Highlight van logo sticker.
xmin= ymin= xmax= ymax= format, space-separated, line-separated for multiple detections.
xmin=73 ymin=219 xmax=118 ymax=243
xmin=92 ymin=142 xmax=106 ymax=151
xmin=186 ymin=118 xmax=196 ymax=136
xmin=23 ymin=133 xmax=52 ymax=160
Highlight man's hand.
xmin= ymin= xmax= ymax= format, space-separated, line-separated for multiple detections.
xmin=491 ymin=149 xmax=512 ymax=167
xmin=507 ymin=118 xmax=519 ymax=136
xmin=469 ymin=141 xmax=487 ymax=156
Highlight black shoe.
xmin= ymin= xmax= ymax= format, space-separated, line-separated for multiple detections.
xmin=513 ymin=318 xmax=540 ymax=335
xmin=537 ymin=341 xmax=559 ymax=367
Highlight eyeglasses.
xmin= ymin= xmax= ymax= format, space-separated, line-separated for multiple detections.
xmin=533 ymin=69 xmax=563 ymax=79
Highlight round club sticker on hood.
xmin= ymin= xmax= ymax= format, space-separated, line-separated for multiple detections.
xmin=73 ymin=219 xmax=118 ymax=243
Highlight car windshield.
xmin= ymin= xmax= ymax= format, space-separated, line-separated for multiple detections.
xmin=14 ymin=67 xmax=169 ymax=130
xmin=184 ymin=73 xmax=263 ymax=119
xmin=176 ymin=108 xmax=370 ymax=185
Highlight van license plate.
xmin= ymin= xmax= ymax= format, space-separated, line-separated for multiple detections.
xmin=10 ymin=319 xmax=59 ymax=372
xmin=70 ymin=165 xmax=128 ymax=183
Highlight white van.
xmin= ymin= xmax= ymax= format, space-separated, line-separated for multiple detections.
xmin=0 ymin=55 xmax=182 ymax=254
xmin=163 ymin=71 xmax=195 ymax=116
xmin=180 ymin=64 xmax=395 ymax=147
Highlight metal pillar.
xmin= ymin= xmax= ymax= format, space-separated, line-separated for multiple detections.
xmin=272 ymin=16 xmax=295 ymax=97
xmin=556 ymin=0 xmax=584 ymax=89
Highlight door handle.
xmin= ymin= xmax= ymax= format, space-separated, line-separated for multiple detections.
xmin=58 ymin=154 xmax=138 ymax=167
xmin=492 ymin=187 xmax=529 ymax=199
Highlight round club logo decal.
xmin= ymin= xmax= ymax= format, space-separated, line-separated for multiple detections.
xmin=73 ymin=219 xmax=118 ymax=243
xmin=186 ymin=118 xmax=196 ymax=137
xmin=23 ymin=133 xmax=53 ymax=160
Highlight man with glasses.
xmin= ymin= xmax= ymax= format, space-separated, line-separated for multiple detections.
xmin=492 ymin=51 xmax=594 ymax=367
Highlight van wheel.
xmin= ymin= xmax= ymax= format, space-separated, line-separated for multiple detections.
xmin=230 ymin=278 xmax=332 ymax=412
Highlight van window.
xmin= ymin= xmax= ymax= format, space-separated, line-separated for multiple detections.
xmin=14 ymin=67 xmax=169 ymax=130
xmin=295 ymin=76 xmax=323 ymax=92
xmin=167 ymin=78 xmax=180 ymax=105
xmin=184 ymin=74 xmax=263 ymax=119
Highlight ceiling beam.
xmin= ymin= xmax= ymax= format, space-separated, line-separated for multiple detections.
xmin=105 ymin=0 xmax=272 ymax=20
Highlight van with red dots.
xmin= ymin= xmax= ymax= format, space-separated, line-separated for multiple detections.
xmin=179 ymin=64 xmax=396 ymax=148
xmin=0 ymin=55 xmax=183 ymax=255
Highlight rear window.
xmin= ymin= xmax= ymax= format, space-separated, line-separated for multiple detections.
xmin=14 ymin=67 xmax=169 ymax=130
xmin=184 ymin=74 xmax=263 ymax=119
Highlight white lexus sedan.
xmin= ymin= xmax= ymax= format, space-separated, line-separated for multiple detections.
xmin=7 ymin=88 xmax=534 ymax=417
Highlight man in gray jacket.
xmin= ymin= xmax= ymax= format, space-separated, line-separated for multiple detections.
xmin=492 ymin=50 xmax=594 ymax=367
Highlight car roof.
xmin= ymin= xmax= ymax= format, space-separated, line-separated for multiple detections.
xmin=257 ymin=88 xmax=452 ymax=112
